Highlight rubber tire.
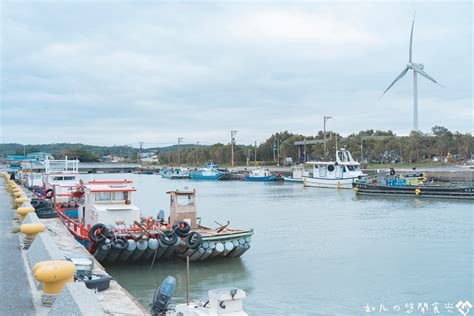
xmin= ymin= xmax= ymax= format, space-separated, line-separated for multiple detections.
xmin=30 ymin=198 xmax=42 ymax=207
xmin=78 ymin=274 xmax=111 ymax=292
xmin=159 ymin=230 xmax=178 ymax=246
xmin=111 ymin=237 xmax=128 ymax=250
xmin=89 ymin=224 xmax=109 ymax=243
xmin=33 ymin=200 xmax=50 ymax=209
xmin=173 ymin=221 xmax=191 ymax=238
xmin=45 ymin=189 xmax=54 ymax=199
xmin=186 ymin=231 xmax=203 ymax=249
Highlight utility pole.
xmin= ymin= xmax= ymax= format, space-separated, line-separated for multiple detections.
xmin=273 ymin=140 xmax=276 ymax=162
xmin=246 ymin=148 xmax=250 ymax=166
xmin=195 ymin=141 xmax=199 ymax=166
xmin=138 ymin=141 xmax=144 ymax=165
xmin=277 ymin=137 xmax=280 ymax=166
xmin=323 ymin=116 xmax=332 ymax=156
xmin=254 ymin=141 xmax=257 ymax=166
xmin=231 ymin=130 xmax=237 ymax=167
xmin=303 ymin=138 xmax=307 ymax=163
xmin=177 ymin=137 xmax=184 ymax=165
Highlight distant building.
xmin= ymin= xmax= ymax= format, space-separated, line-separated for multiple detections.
xmin=101 ymin=155 xmax=125 ymax=162
xmin=27 ymin=152 xmax=53 ymax=161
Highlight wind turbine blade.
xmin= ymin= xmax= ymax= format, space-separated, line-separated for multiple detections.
xmin=409 ymin=13 xmax=415 ymax=62
xmin=413 ymin=66 xmax=444 ymax=87
xmin=381 ymin=66 xmax=409 ymax=97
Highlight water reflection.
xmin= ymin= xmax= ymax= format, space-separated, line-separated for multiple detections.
xmin=107 ymin=257 xmax=253 ymax=307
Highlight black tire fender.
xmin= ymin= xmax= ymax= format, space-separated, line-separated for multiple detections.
xmin=111 ymin=237 xmax=128 ymax=250
xmin=186 ymin=231 xmax=202 ymax=249
xmin=45 ymin=189 xmax=54 ymax=199
xmin=159 ymin=230 xmax=178 ymax=246
xmin=172 ymin=221 xmax=191 ymax=238
xmin=89 ymin=223 xmax=109 ymax=244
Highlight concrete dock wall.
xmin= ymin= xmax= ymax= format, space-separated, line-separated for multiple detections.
xmin=2 ymin=177 xmax=148 ymax=316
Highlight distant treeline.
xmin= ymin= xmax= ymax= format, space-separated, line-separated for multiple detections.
xmin=157 ymin=126 xmax=472 ymax=165
xmin=1 ymin=126 xmax=472 ymax=165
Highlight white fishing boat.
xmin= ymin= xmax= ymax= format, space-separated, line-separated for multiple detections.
xmin=35 ymin=158 xmax=81 ymax=201
xmin=283 ymin=165 xmax=310 ymax=183
xmin=304 ymin=149 xmax=365 ymax=189
xmin=24 ymin=172 xmax=43 ymax=188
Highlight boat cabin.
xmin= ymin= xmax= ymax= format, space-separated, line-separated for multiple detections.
xmin=26 ymin=172 xmax=43 ymax=188
xmin=43 ymin=158 xmax=80 ymax=189
xmin=307 ymin=149 xmax=363 ymax=180
xmin=292 ymin=165 xmax=310 ymax=179
xmin=249 ymin=168 xmax=272 ymax=177
xmin=167 ymin=190 xmax=197 ymax=228
xmin=80 ymin=180 xmax=139 ymax=228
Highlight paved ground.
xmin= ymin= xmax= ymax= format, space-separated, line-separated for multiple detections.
xmin=0 ymin=181 xmax=35 ymax=316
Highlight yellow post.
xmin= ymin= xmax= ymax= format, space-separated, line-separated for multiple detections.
xmin=20 ymin=223 xmax=46 ymax=248
xmin=15 ymin=197 xmax=30 ymax=205
xmin=14 ymin=191 xmax=25 ymax=198
xmin=33 ymin=260 xmax=76 ymax=295
xmin=16 ymin=206 xmax=35 ymax=221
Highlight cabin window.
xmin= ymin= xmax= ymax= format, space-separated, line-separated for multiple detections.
xmin=319 ymin=165 xmax=327 ymax=177
xmin=327 ymin=165 xmax=335 ymax=172
xmin=63 ymin=176 xmax=76 ymax=181
xmin=347 ymin=165 xmax=355 ymax=171
xmin=177 ymin=195 xmax=194 ymax=206
xmin=342 ymin=166 xmax=347 ymax=172
xmin=112 ymin=191 xmax=128 ymax=201
xmin=53 ymin=176 xmax=64 ymax=181
xmin=96 ymin=192 xmax=111 ymax=201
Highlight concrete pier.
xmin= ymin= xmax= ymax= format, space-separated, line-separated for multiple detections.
xmin=0 ymin=180 xmax=35 ymax=315
xmin=1 ymin=177 xmax=149 ymax=316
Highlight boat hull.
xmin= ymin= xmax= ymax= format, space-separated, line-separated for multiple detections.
xmin=355 ymin=183 xmax=474 ymax=199
xmin=161 ymin=174 xmax=190 ymax=179
xmin=190 ymin=173 xmax=223 ymax=180
xmin=245 ymin=176 xmax=277 ymax=181
xmin=283 ymin=177 xmax=303 ymax=183
xmin=303 ymin=177 xmax=357 ymax=189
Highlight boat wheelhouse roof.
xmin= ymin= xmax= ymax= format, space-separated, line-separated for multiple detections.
xmin=306 ymin=161 xmax=360 ymax=166
xmin=86 ymin=180 xmax=136 ymax=193
xmin=166 ymin=189 xmax=196 ymax=195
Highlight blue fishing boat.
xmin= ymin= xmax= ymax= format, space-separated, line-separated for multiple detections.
xmin=190 ymin=167 xmax=223 ymax=180
xmin=244 ymin=168 xmax=278 ymax=181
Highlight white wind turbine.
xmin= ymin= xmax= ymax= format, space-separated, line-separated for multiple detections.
xmin=381 ymin=14 xmax=443 ymax=131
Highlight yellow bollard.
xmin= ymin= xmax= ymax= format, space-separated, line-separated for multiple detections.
xmin=33 ymin=260 xmax=76 ymax=295
xmin=15 ymin=197 xmax=30 ymax=205
xmin=14 ymin=190 xmax=25 ymax=197
xmin=16 ymin=206 xmax=35 ymax=221
xmin=20 ymin=223 xmax=46 ymax=249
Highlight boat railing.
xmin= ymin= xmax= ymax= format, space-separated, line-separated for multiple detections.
xmin=55 ymin=202 xmax=90 ymax=240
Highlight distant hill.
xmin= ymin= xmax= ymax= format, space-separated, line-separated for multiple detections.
xmin=0 ymin=143 xmax=208 ymax=159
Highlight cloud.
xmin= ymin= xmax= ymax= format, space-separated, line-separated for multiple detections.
xmin=0 ymin=1 xmax=472 ymax=146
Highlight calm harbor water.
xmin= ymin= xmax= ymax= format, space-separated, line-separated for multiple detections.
xmin=85 ymin=173 xmax=473 ymax=315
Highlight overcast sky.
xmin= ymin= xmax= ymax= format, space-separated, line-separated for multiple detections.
xmin=1 ymin=1 xmax=472 ymax=147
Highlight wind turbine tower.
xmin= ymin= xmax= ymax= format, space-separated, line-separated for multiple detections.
xmin=381 ymin=14 xmax=443 ymax=131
